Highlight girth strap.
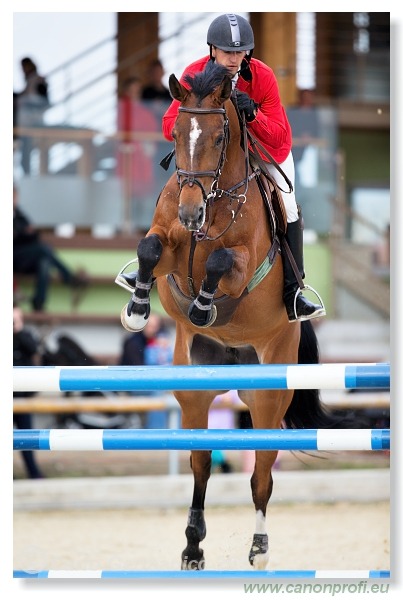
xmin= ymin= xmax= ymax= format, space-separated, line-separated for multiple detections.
xmin=167 ymin=273 xmax=248 ymax=328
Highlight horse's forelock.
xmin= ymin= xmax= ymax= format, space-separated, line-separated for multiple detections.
xmin=183 ymin=62 xmax=231 ymax=103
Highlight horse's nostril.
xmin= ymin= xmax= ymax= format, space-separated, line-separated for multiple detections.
xmin=178 ymin=205 xmax=205 ymax=229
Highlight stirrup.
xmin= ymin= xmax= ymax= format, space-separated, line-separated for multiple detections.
xmin=114 ymin=258 xmax=139 ymax=293
xmin=292 ymin=284 xmax=326 ymax=322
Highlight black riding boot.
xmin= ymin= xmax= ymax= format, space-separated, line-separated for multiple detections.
xmin=282 ymin=218 xmax=326 ymax=322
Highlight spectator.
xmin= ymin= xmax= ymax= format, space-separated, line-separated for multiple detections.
xmin=287 ymin=89 xmax=321 ymax=192
xmin=118 ymin=313 xmax=174 ymax=427
xmin=117 ymin=76 xmax=158 ymax=232
xmin=208 ymin=390 xmax=240 ymax=473
xmin=13 ymin=303 xmax=45 ymax=479
xmin=141 ymin=59 xmax=172 ymax=105
xmin=141 ymin=60 xmax=174 ymax=191
xmin=14 ymin=57 xmax=50 ymax=174
xmin=13 ymin=185 xmax=88 ymax=312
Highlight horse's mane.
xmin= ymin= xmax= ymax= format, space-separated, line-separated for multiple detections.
xmin=184 ymin=61 xmax=232 ymax=102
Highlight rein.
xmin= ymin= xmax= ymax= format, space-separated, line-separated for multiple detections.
xmin=172 ymin=100 xmax=281 ymax=300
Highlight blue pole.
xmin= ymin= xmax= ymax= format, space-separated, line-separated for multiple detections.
xmin=13 ymin=428 xmax=390 ymax=451
xmin=13 ymin=569 xmax=391 ymax=579
xmin=13 ymin=363 xmax=390 ymax=392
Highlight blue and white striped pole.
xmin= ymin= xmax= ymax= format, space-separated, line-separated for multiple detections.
xmin=13 ymin=428 xmax=390 ymax=452
xmin=13 ymin=569 xmax=390 ymax=579
xmin=13 ymin=363 xmax=390 ymax=393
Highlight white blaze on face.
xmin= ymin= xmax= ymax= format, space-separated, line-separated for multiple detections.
xmin=189 ymin=117 xmax=202 ymax=168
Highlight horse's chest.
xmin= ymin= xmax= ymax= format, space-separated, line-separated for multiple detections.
xmin=191 ymin=334 xmax=259 ymax=366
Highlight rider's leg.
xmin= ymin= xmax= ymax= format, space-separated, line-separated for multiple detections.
xmin=115 ymin=261 xmax=154 ymax=294
xmin=265 ymin=152 xmax=326 ymax=322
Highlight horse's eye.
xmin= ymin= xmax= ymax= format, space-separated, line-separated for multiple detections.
xmin=172 ymin=130 xmax=177 ymax=140
xmin=215 ymin=134 xmax=224 ymax=146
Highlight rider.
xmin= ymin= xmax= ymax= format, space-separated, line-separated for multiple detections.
xmin=162 ymin=13 xmax=325 ymax=322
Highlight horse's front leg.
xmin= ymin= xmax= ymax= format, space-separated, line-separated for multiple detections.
xmin=121 ymin=234 xmax=163 ymax=332
xmin=176 ymin=391 xmax=212 ymax=570
xmin=188 ymin=248 xmax=234 ymax=327
xmin=181 ymin=449 xmax=211 ymax=570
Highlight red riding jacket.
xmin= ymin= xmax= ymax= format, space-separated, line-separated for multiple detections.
xmin=162 ymin=56 xmax=292 ymax=164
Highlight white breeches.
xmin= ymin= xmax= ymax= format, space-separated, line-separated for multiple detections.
xmin=264 ymin=151 xmax=298 ymax=223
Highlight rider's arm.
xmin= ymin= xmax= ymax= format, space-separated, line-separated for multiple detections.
xmin=239 ymin=60 xmax=292 ymax=162
xmin=162 ymin=99 xmax=181 ymax=141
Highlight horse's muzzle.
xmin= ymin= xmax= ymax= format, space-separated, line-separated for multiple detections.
xmin=178 ymin=204 xmax=205 ymax=231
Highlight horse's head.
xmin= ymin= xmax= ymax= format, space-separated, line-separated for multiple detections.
xmin=169 ymin=62 xmax=233 ymax=231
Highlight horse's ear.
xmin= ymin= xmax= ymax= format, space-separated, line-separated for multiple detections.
xmin=169 ymin=74 xmax=189 ymax=103
xmin=215 ymin=76 xmax=233 ymax=105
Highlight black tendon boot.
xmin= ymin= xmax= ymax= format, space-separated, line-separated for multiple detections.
xmin=282 ymin=217 xmax=326 ymax=322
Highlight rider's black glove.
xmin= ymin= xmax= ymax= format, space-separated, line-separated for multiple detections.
xmin=235 ymin=90 xmax=258 ymax=122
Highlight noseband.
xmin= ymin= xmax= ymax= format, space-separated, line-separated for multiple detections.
xmin=175 ymin=106 xmax=229 ymax=202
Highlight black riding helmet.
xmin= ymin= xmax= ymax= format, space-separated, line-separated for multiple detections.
xmin=207 ymin=14 xmax=254 ymax=80
xmin=207 ymin=14 xmax=254 ymax=52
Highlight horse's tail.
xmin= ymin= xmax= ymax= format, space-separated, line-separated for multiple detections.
xmin=283 ymin=320 xmax=355 ymax=429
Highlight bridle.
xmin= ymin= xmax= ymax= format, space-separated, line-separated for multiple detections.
xmin=175 ymin=103 xmax=256 ymax=242
xmin=175 ymin=106 xmax=229 ymax=203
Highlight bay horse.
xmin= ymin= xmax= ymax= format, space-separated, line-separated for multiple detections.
xmin=116 ymin=61 xmax=335 ymax=570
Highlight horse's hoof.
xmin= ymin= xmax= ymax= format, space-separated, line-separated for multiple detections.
xmin=251 ymin=552 xmax=269 ymax=570
xmin=188 ymin=303 xmax=217 ymax=328
xmin=249 ymin=533 xmax=269 ymax=570
xmin=120 ymin=304 xmax=148 ymax=332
